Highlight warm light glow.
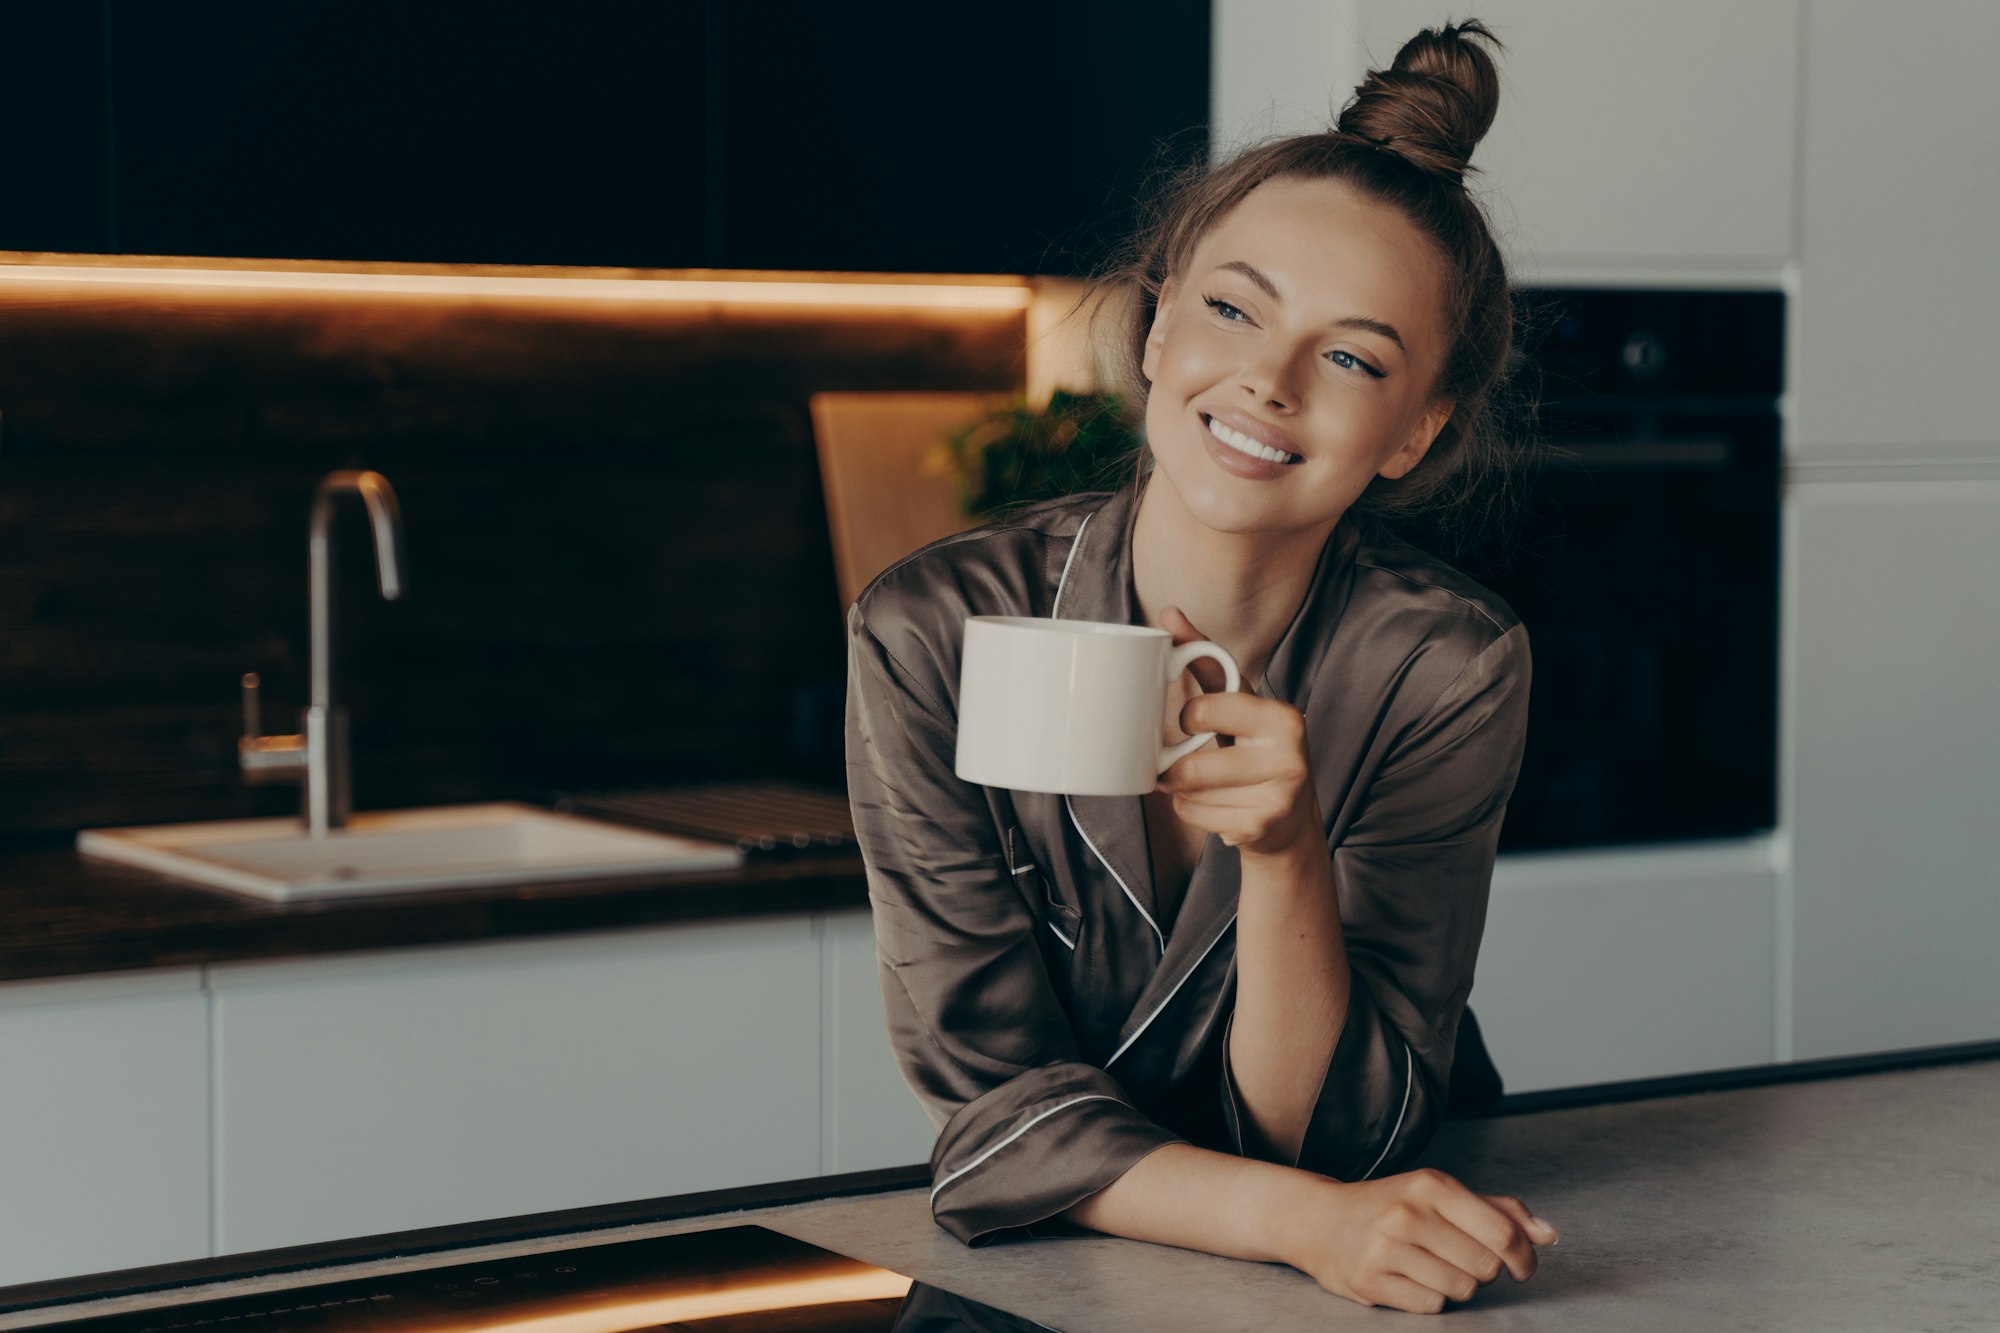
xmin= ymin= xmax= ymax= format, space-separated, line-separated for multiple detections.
xmin=421 ymin=1268 xmax=915 ymax=1332
xmin=0 ymin=262 xmax=1032 ymax=309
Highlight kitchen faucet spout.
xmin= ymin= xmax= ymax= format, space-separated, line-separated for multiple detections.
xmin=305 ymin=470 xmax=406 ymax=835
xmin=310 ymin=470 xmax=405 ymax=711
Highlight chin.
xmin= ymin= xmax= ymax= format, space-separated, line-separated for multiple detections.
xmin=1149 ymin=443 xmax=1298 ymax=534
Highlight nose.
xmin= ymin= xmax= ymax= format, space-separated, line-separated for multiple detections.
xmin=1236 ymin=344 xmax=1298 ymax=411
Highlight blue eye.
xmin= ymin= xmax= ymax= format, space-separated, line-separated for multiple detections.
xmin=1200 ymin=294 xmax=1385 ymax=378
xmin=1327 ymin=349 xmax=1385 ymax=378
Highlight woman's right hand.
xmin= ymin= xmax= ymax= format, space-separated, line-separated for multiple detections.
xmin=1281 ymin=1167 xmax=1560 ymax=1314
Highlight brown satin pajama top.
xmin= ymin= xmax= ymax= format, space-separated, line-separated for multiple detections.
xmin=843 ymin=472 xmax=1532 ymax=1247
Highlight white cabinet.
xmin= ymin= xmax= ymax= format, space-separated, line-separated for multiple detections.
xmin=1786 ymin=480 xmax=2000 ymax=1059
xmin=1471 ymin=841 xmax=1778 ymax=1094
xmin=208 ymin=917 xmax=823 ymax=1255
xmin=1793 ymin=2 xmax=2000 ymax=453
xmin=0 ymin=969 xmax=209 ymax=1287
xmin=820 ymin=908 xmax=937 ymax=1173
xmin=1213 ymin=1 xmax=1801 ymax=274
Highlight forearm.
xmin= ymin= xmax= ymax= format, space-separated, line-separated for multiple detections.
xmin=1058 ymin=1141 xmax=1328 ymax=1264
xmin=1230 ymin=838 xmax=1351 ymax=1162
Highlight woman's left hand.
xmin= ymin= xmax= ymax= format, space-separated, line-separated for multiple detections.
xmin=1156 ymin=605 xmax=1322 ymax=861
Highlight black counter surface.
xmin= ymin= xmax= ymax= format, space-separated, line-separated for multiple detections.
xmin=0 ymin=842 xmax=869 ymax=984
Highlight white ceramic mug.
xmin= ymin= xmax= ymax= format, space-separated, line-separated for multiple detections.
xmin=954 ymin=615 xmax=1243 ymax=797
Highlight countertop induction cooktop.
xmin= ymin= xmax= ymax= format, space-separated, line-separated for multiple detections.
xmin=42 ymin=1225 xmax=1055 ymax=1332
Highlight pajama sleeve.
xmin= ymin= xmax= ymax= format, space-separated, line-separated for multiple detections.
xmin=845 ymin=596 xmax=1187 ymax=1246
xmin=1219 ymin=622 xmax=1532 ymax=1180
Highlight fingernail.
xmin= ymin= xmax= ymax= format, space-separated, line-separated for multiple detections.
xmin=1530 ymin=1215 xmax=1559 ymax=1244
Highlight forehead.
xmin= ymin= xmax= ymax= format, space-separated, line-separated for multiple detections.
xmin=1188 ymin=176 xmax=1446 ymax=336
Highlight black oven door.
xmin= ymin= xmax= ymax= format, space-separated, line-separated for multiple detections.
xmin=1443 ymin=288 xmax=1783 ymax=853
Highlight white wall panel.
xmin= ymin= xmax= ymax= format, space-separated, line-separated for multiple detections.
xmin=210 ymin=920 xmax=821 ymax=1255
xmin=1213 ymin=1 xmax=1800 ymax=271
xmin=1787 ymin=480 xmax=2000 ymax=1058
xmin=820 ymin=908 xmax=936 ymax=1174
xmin=1474 ymin=842 xmax=1778 ymax=1094
xmin=0 ymin=969 xmax=209 ymax=1287
xmin=1793 ymin=1 xmax=2000 ymax=452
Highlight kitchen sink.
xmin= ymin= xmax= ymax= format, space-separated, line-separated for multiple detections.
xmin=76 ymin=801 xmax=743 ymax=902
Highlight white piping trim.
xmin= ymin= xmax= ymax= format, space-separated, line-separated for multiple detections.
xmin=1010 ymin=863 xmax=1037 ymax=875
xmin=1065 ymin=793 xmax=1164 ymax=958
xmin=929 ymin=1094 xmax=1123 ymax=1202
xmin=1105 ymin=910 xmax=1236 ymax=1068
xmin=1359 ymin=1042 xmax=1415 ymax=1181
xmin=1220 ymin=1008 xmax=1244 ymax=1145
xmin=1048 ymin=920 xmax=1076 ymax=950
xmin=1049 ymin=511 xmax=1095 ymax=619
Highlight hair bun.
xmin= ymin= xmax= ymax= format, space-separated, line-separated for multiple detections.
xmin=1336 ymin=18 xmax=1504 ymax=182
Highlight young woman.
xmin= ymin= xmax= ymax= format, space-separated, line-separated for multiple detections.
xmin=844 ymin=19 xmax=1558 ymax=1316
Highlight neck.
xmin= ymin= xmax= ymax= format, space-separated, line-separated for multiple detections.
xmin=1128 ymin=471 xmax=1341 ymax=686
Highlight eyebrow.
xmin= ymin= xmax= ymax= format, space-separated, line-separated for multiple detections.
xmin=1214 ymin=259 xmax=1408 ymax=352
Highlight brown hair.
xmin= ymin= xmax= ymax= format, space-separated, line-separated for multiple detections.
xmin=1080 ymin=17 xmax=1548 ymax=565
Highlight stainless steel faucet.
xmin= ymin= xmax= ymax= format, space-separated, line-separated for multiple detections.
xmin=239 ymin=470 xmax=407 ymax=837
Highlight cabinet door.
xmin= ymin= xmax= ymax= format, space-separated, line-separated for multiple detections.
xmin=0 ymin=7 xmax=112 ymax=253
xmin=820 ymin=908 xmax=936 ymax=1173
xmin=1788 ymin=481 xmax=2000 ymax=1059
xmin=711 ymin=2 xmax=1210 ymax=276
xmin=209 ymin=918 xmax=821 ymax=1255
xmin=0 ymin=970 xmax=209 ymax=1287
xmin=1792 ymin=1 xmax=2000 ymax=452
xmin=1330 ymin=1 xmax=1799 ymax=271
xmin=106 ymin=0 xmax=708 ymax=266
xmin=1471 ymin=843 xmax=1777 ymax=1094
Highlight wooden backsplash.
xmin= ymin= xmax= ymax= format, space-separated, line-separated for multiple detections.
xmin=0 ymin=274 xmax=1025 ymax=841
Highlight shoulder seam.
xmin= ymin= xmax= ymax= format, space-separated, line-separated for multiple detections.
xmin=1410 ymin=621 xmax=1527 ymax=731
xmin=855 ymin=617 xmax=950 ymax=717
xmin=1353 ymin=555 xmax=1514 ymax=635
xmin=860 ymin=498 xmax=1097 ymax=607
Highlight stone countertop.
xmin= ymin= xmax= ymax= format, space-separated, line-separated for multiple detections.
xmin=0 ymin=841 xmax=869 ymax=984
xmin=6 ymin=1056 xmax=1994 ymax=1331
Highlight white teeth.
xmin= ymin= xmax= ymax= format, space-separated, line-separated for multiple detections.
xmin=1205 ymin=414 xmax=1299 ymax=465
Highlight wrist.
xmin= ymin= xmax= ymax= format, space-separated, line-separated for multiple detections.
xmin=1238 ymin=1161 xmax=1348 ymax=1266
xmin=1238 ymin=831 xmax=1331 ymax=885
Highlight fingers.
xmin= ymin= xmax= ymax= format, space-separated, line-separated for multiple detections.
xmin=1431 ymin=1186 xmax=1546 ymax=1284
xmin=1358 ymin=1270 xmax=1452 ymax=1316
xmin=1409 ymin=1215 xmax=1518 ymax=1288
xmin=1484 ymin=1193 xmax=1560 ymax=1248
xmin=1156 ymin=787 xmax=1265 ymax=814
xmin=1388 ymin=1242 xmax=1485 ymax=1308
xmin=1156 ymin=749 xmax=1298 ymax=796
xmin=1173 ymin=691 xmax=1298 ymax=747
xmin=1381 ymin=1184 xmax=1515 ymax=1295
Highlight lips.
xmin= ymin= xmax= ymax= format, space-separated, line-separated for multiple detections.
xmin=1197 ymin=413 xmax=1299 ymax=481
xmin=1199 ymin=410 xmax=1304 ymax=465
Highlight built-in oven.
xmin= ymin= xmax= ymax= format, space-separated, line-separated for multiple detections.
xmin=1439 ymin=287 xmax=1784 ymax=853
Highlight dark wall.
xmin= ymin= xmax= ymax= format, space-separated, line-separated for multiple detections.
xmin=0 ymin=278 xmax=1025 ymax=841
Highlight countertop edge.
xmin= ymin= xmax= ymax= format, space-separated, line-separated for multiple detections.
xmin=0 ymin=848 xmax=872 ymax=984
xmin=0 ymin=1164 xmax=932 ymax=1319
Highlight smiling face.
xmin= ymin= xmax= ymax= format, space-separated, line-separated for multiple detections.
xmin=1139 ymin=174 xmax=1457 ymax=535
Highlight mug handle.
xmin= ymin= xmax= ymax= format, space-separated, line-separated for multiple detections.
xmin=1157 ymin=640 xmax=1242 ymax=774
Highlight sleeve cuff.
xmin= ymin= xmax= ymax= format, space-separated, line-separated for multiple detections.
xmin=929 ymin=1061 xmax=1188 ymax=1246
xmin=1294 ymin=970 xmax=1437 ymax=1181
xmin=1218 ymin=970 xmax=1446 ymax=1181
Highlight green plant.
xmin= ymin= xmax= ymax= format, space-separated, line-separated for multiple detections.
xmin=927 ymin=388 xmax=1143 ymax=521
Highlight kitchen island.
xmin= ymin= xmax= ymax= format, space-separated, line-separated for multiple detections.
xmin=4 ymin=1053 xmax=1995 ymax=1331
